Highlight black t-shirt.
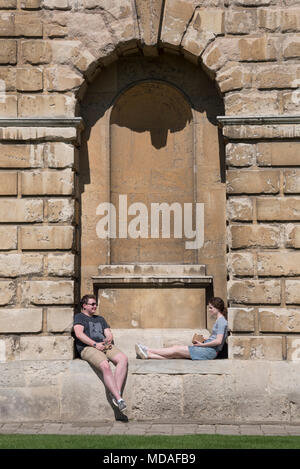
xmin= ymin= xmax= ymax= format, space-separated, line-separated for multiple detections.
xmin=73 ymin=312 xmax=110 ymax=355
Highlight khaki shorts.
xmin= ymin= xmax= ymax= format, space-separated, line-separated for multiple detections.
xmin=81 ymin=344 xmax=122 ymax=367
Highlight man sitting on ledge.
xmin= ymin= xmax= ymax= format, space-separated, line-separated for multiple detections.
xmin=135 ymin=297 xmax=228 ymax=360
xmin=73 ymin=294 xmax=128 ymax=412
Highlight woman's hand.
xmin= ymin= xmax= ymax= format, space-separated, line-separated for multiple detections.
xmin=192 ymin=340 xmax=203 ymax=347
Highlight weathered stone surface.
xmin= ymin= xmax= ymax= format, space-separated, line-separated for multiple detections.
xmin=44 ymin=65 xmax=83 ymax=91
xmin=256 ymin=142 xmax=300 ymax=166
xmin=0 ymin=172 xmax=17 ymax=195
xmin=0 ymin=144 xmax=43 ymax=168
xmin=16 ymin=67 xmax=43 ymax=91
xmin=228 ymin=307 xmax=256 ymax=332
xmin=0 ymin=199 xmax=43 ymax=222
xmin=287 ymin=337 xmax=300 ymax=361
xmin=229 ymin=252 xmax=255 ymax=276
xmin=286 ymin=225 xmax=300 ymax=248
xmin=19 ymin=336 xmax=73 ymax=360
xmin=47 ymin=199 xmax=75 ymax=223
xmin=286 ymin=280 xmax=300 ymax=304
xmin=20 ymin=226 xmax=74 ymax=250
xmin=21 ymin=169 xmax=74 ymax=195
xmin=225 ymin=91 xmax=280 ymax=115
xmin=259 ymin=308 xmax=300 ymax=333
xmin=18 ymin=94 xmax=76 ymax=117
xmin=228 ymin=336 xmax=283 ymax=360
xmin=231 ymin=224 xmax=280 ymax=249
xmin=0 ymin=254 xmax=43 ymax=277
xmin=226 ymin=143 xmax=256 ymax=167
xmin=228 ymin=279 xmax=281 ymax=304
xmin=0 ymin=281 xmax=15 ymax=305
xmin=227 ymin=170 xmax=280 ymax=194
xmin=46 ymin=307 xmax=73 ymax=332
xmin=284 ymin=170 xmax=300 ymax=193
xmin=44 ymin=143 xmax=75 ymax=169
xmin=0 ymin=308 xmax=43 ymax=333
xmin=0 ymin=226 xmax=17 ymax=250
xmin=47 ymin=253 xmax=75 ymax=277
xmin=21 ymin=280 xmax=74 ymax=305
xmin=227 ymin=197 xmax=253 ymax=221
xmin=257 ymin=198 xmax=300 ymax=221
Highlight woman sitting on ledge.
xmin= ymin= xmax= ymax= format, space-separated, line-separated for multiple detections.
xmin=135 ymin=297 xmax=228 ymax=360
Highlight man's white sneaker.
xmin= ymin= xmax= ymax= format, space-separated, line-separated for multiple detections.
xmin=135 ymin=343 xmax=148 ymax=359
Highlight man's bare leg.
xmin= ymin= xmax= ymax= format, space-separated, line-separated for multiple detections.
xmin=110 ymin=352 xmax=128 ymax=394
xmin=99 ymin=359 xmax=122 ymax=401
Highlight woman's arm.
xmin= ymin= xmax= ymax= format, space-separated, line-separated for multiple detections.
xmin=193 ymin=333 xmax=224 ymax=347
xmin=73 ymin=324 xmax=106 ymax=351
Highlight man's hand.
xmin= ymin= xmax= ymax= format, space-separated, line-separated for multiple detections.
xmin=95 ymin=342 xmax=107 ymax=351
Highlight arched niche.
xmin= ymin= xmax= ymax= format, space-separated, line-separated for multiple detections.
xmin=79 ymin=54 xmax=226 ymax=330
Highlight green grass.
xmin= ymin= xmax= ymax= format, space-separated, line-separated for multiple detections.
xmin=1 ymin=434 xmax=300 ymax=449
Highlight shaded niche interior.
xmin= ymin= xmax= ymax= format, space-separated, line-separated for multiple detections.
xmin=79 ymin=54 xmax=226 ymax=329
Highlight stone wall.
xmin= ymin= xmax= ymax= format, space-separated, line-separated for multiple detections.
xmin=0 ymin=0 xmax=299 ymax=362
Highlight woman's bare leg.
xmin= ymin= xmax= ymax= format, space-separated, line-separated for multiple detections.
xmin=148 ymin=345 xmax=190 ymax=359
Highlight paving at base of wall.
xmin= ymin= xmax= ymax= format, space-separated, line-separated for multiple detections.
xmin=1 ymin=422 xmax=300 ymax=436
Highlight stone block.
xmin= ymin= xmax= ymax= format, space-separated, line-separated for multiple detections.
xmin=225 ymin=9 xmax=256 ymax=34
xmin=44 ymin=65 xmax=83 ymax=91
xmin=16 ymin=67 xmax=43 ymax=91
xmin=44 ymin=143 xmax=75 ymax=169
xmin=21 ymin=169 xmax=74 ymax=195
xmin=47 ymin=253 xmax=75 ymax=277
xmin=47 ymin=199 xmax=75 ymax=223
xmin=228 ymin=279 xmax=281 ymax=304
xmin=286 ymin=225 xmax=300 ymax=248
xmin=282 ymin=90 xmax=300 ymax=114
xmin=20 ymin=226 xmax=74 ymax=250
xmin=229 ymin=252 xmax=255 ymax=276
xmin=0 ymin=13 xmax=14 ymax=36
xmin=160 ymin=0 xmax=194 ymax=48
xmin=231 ymin=224 xmax=281 ymax=249
xmin=255 ymin=64 xmax=300 ymax=89
xmin=281 ymin=8 xmax=300 ymax=32
xmin=227 ymin=170 xmax=280 ymax=194
xmin=18 ymin=94 xmax=76 ymax=118
xmin=227 ymin=197 xmax=253 ymax=221
xmin=225 ymin=91 xmax=279 ymax=115
xmin=226 ymin=143 xmax=256 ymax=167
xmin=257 ymin=197 xmax=300 ymax=221
xmin=228 ymin=307 xmax=256 ymax=332
xmin=21 ymin=0 xmax=41 ymax=8
xmin=0 ymin=40 xmax=17 ymax=64
xmin=256 ymin=142 xmax=300 ymax=166
xmin=0 ymin=281 xmax=15 ymax=305
xmin=258 ymin=8 xmax=281 ymax=31
xmin=21 ymin=280 xmax=74 ymax=305
xmin=0 ymin=67 xmax=16 ymax=91
xmin=0 ymin=308 xmax=43 ymax=333
xmin=228 ymin=336 xmax=283 ymax=360
xmin=46 ymin=307 xmax=73 ymax=332
xmin=238 ymin=37 xmax=278 ymax=61
xmin=283 ymin=37 xmax=300 ymax=59
xmin=42 ymin=0 xmax=71 ymax=9
xmin=0 ymin=95 xmax=17 ymax=117
xmin=0 ymin=172 xmax=17 ymax=195
xmin=217 ymin=63 xmax=252 ymax=93
xmin=259 ymin=308 xmax=300 ymax=333
xmin=0 ymin=253 xmax=43 ymax=277
xmin=0 ymin=143 xmax=44 ymax=168
xmin=14 ymin=13 xmax=43 ymax=36
xmin=287 ymin=336 xmax=300 ymax=361
xmin=20 ymin=40 xmax=52 ymax=64
xmin=286 ymin=280 xmax=300 ymax=304
xmin=20 ymin=336 xmax=73 ymax=360
xmin=0 ymin=226 xmax=17 ymax=250
xmin=0 ymin=0 xmax=17 ymax=7
xmin=0 ymin=199 xmax=43 ymax=222
xmin=284 ymin=170 xmax=300 ymax=193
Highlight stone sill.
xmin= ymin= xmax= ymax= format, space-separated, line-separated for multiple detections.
xmin=130 ymin=359 xmax=231 ymax=375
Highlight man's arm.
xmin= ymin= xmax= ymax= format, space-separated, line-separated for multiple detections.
xmin=104 ymin=327 xmax=113 ymax=343
xmin=73 ymin=324 xmax=107 ymax=351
